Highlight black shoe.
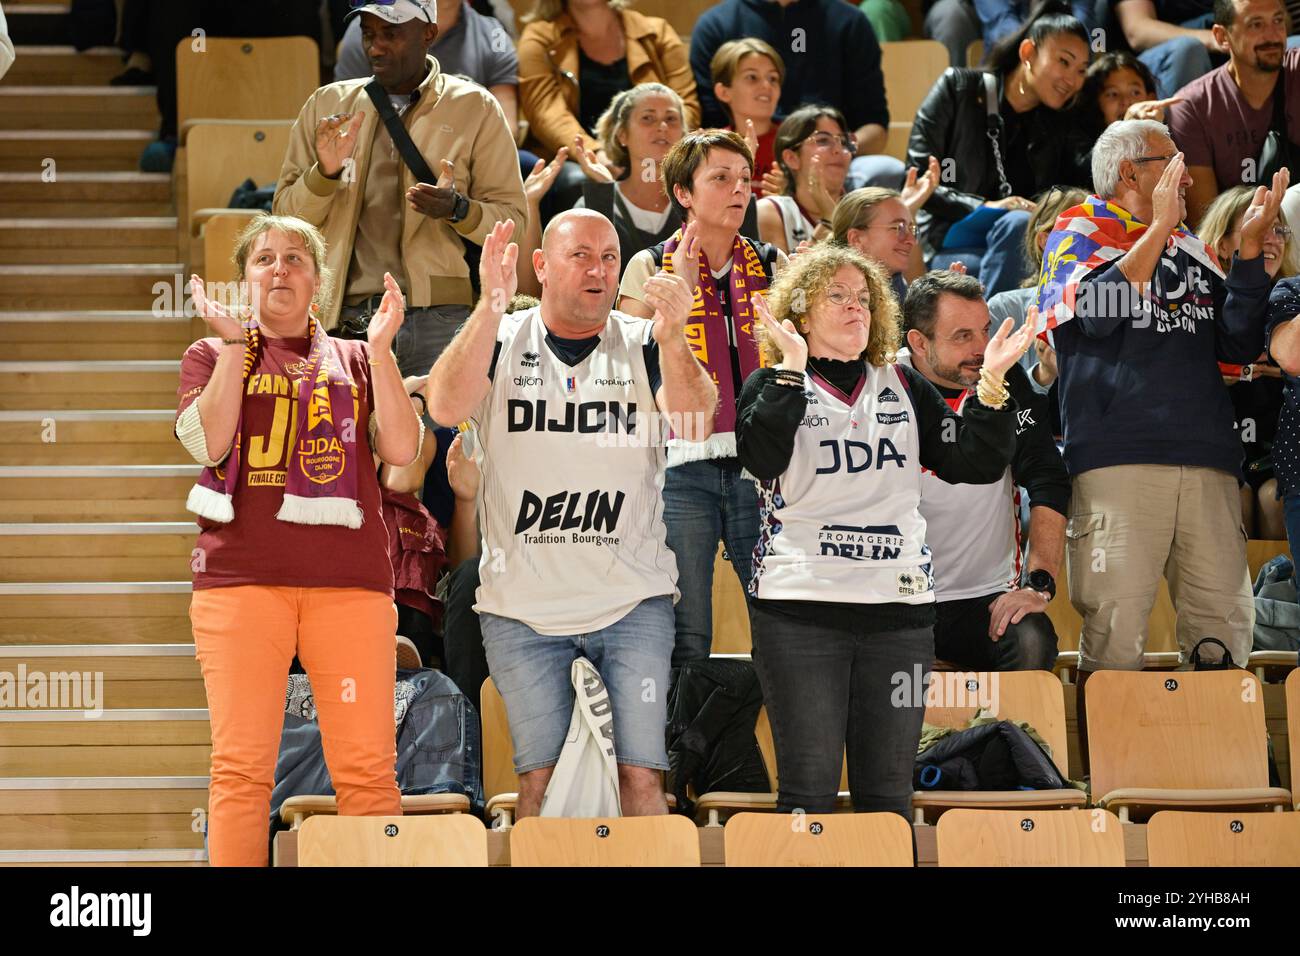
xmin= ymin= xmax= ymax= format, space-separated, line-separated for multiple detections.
xmin=110 ymin=66 xmax=155 ymax=87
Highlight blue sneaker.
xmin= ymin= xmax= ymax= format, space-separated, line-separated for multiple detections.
xmin=139 ymin=138 xmax=176 ymax=173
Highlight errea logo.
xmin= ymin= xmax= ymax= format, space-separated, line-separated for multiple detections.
xmin=520 ymin=351 xmax=540 ymax=368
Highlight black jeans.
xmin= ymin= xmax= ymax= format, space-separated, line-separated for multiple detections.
xmin=749 ymin=600 xmax=934 ymax=819
xmin=441 ymin=558 xmax=488 ymax=704
xmin=933 ymin=592 xmax=1058 ymax=671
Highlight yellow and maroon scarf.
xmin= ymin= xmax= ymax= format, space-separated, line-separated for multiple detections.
xmin=185 ymin=316 xmax=364 ymax=528
xmin=661 ymin=230 xmax=768 ymax=463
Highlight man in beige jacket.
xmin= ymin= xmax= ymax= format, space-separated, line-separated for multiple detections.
xmin=274 ymin=0 xmax=526 ymax=375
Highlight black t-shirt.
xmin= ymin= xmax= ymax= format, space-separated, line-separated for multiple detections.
xmin=999 ymin=98 xmax=1039 ymax=199
xmin=578 ymin=51 xmax=630 ymax=134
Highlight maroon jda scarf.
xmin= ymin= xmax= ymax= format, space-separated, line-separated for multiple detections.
xmin=661 ymin=230 xmax=767 ymax=464
xmin=186 ymin=316 xmax=364 ymax=528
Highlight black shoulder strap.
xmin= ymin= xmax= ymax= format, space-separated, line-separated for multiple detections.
xmin=1272 ymin=73 xmax=1291 ymax=167
xmin=365 ymin=78 xmax=436 ymax=184
xmin=649 ymin=240 xmax=667 ymax=271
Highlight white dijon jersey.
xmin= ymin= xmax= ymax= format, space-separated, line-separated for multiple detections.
xmin=470 ymin=308 xmax=678 ymax=635
xmin=749 ymin=363 xmax=935 ymax=604
xmin=896 ymin=351 xmax=1021 ymax=601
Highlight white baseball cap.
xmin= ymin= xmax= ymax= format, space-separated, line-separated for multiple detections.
xmin=345 ymin=0 xmax=436 ymax=25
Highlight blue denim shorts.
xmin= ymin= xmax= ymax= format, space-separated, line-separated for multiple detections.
xmin=480 ymin=596 xmax=674 ymax=774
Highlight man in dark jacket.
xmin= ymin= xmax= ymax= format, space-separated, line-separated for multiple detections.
xmin=1035 ymin=119 xmax=1285 ymax=761
xmin=688 ymin=0 xmax=902 ymax=189
xmin=899 ymin=271 xmax=1070 ymax=671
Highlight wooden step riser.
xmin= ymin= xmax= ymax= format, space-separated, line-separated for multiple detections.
xmin=0 ymin=681 xmax=204 ymax=708
xmin=0 ymin=473 xmax=193 ymax=520
xmin=0 ymin=722 xmax=210 ymax=747
xmin=1 ymin=372 xmax=179 ymax=410
xmin=0 ymin=247 xmax=179 ymax=265
xmin=0 ymin=225 xmax=176 ymax=251
xmin=0 ymin=273 xmax=178 ymax=296
xmin=0 ymin=341 xmax=188 ymax=360
xmin=0 ymin=750 xmax=211 ymax=778
xmin=0 ymin=200 xmax=174 ymax=217
xmin=0 ymin=593 xmax=193 ymax=644
xmin=0 ymin=294 xmax=167 ymax=311
xmin=0 ymin=156 xmax=144 ymax=174
xmin=1 ymin=617 xmax=193 ymax=644
xmin=5 ymin=11 xmax=70 ymax=47
xmin=0 ymin=319 xmax=189 ymax=340
xmin=0 ymin=816 xmax=208 ymax=851
xmin=0 ymin=177 xmax=170 ymax=204
xmin=4 ymin=51 xmax=128 ymax=86
xmin=0 ymin=97 xmax=158 ymax=131
xmin=0 ymin=556 xmax=195 ymax=583
xmin=2 ymin=502 xmax=191 ymax=522
xmin=0 ymin=442 xmax=191 ymax=465
xmin=0 ymin=789 xmax=209 ymax=816
xmin=1 ymin=657 xmax=198 ymax=681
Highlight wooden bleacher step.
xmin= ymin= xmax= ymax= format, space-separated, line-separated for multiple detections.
xmin=0 ymin=172 xmax=172 ymax=216
xmin=0 ymin=849 xmax=208 ymax=867
xmin=0 ymin=465 xmax=198 ymax=521
xmin=0 ymin=217 xmax=178 ymax=264
xmin=0 ymin=645 xmax=203 ymax=711
xmin=0 ymin=264 xmax=183 ymax=311
xmin=0 ymin=311 xmax=190 ymax=361
xmin=0 ymin=708 xmax=209 ymax=782
xmin=3 ymin=3 xmax=72 ymax=47
xmin=0 ymin=359 xmax=182 ymax=409
xmin=0 ymin=581 xmax=193 ymax=646
xmin=0 ymin=129 xmax=154 ymax=173
xmin=0 ymin=522 xmax=199 ymax=583
xmin=3 ymin=47 xmax=127 ymax=86
xmin=0 ymin=778 xmax=209 ymax=856
xmin=0 ymin=410 xmax=188 ymax=464
xmin=0 ymin=87 xmax=158 ymax=131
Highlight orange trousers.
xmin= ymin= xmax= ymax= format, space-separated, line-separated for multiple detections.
xmin=190 ymin=585 xmax=401 ymax=867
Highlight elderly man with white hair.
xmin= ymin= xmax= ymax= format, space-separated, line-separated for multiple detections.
xmin=1035 ymin=118 xmax=1287 ymax=768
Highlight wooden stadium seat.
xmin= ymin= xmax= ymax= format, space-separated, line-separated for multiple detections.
xmin=200 ymin=211 xmax=260 ymax=290
xmin=1250 ymin=650 xmax=1298 ymax=682
xmin=297 ymin=813 xmax=487 ymax=866
xmin=936 ymin=808 xmax=1125 ymax=866
xmin=724 ymin=811 xmax=913 ymax=866
xmin=510 ymin=815 xmax=700 ymax=866
xmin=1053 ymin=649 xmax=1182 ymax=685
xmin=1087 ymin=670 xmax=1292 ymax=821
xmin=480 ymin=676 xmax=519 ymax=828
xmin=966 ymin=40 xmax=984 ymax=67
xmin=912 ymin=670 xmax=1087 ymax=823
xmin=884 ymin=121 xmax=911 ymax=162
xmin=711 ymin=542 xmax=750 ymax=654
xmin=1290 ymin=669 xmax=1300 ymax=809
xmin=694 ymin=705 xmax=858 ymax=825
xmin=175 ymin=37 xmax=319 ymax=135
xmin=279 ymin=793 xmax=471 ymax=829
xmin=182 ymin=121 xmax=292 ymax=270
xmin=880 ymin=40 xmax=949 ymax=124
xmin=1146 ymin=810 xmax=1300 ymax=866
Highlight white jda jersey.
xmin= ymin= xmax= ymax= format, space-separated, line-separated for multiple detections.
xmin=471 ymin=308 xmax=678 ymax=634
xmin=750 ymin=364 xmax=935 ymax=604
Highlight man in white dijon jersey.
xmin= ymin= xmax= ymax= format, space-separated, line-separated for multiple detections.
xmin=897 ymin=271 xmax=1070 ymax=671
xmin=425 ymin=212 xmax=717 ymax=817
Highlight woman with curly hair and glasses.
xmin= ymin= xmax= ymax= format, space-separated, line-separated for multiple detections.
xmin=735 ymin=245 xmax=1032 ymax=819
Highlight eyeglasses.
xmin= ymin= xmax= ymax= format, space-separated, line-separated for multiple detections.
xmin=824 ymin=284 xmax=872 ymax=310
xmin=868 ymin=221 xmax=918 ymax=239
xmin=1131 ymin=154 xmax=1176 ymax=167
xmin=1273 ymin=225 xmax=1293 ymax=239
xmin=801 ymin=131 xmax=856 ymax=154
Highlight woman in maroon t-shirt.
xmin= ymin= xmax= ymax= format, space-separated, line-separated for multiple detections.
xmin=176 ymin=214 xmax=422 ymax=867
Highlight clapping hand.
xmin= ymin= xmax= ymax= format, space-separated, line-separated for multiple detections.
xmin=367 ymin=272 xmax=406 ymax=356
xmin=315 ymin=112 xmax=364 ymax=178
xmin=752 ymin=290 xmax=806 ymax=373
xmin=190 ymin=274 xmax=244 ymax=341
xmin=982 ymin=310 xmax=1037 ymax=379
xmin=479 ymin=219 xmax=519 ymax=315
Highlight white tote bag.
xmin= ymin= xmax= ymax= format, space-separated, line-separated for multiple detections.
xmin=539 ymin=657 xmax=622 ymax=818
